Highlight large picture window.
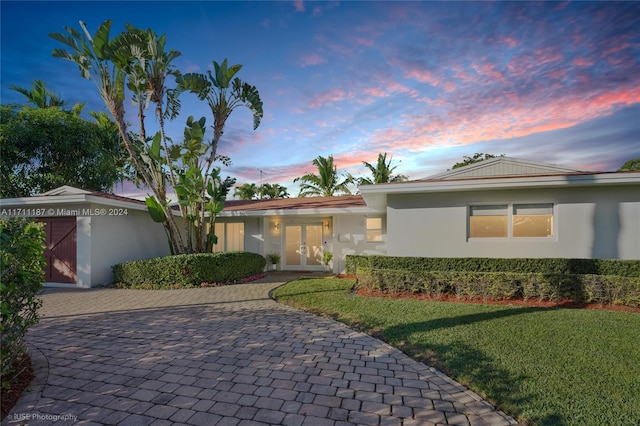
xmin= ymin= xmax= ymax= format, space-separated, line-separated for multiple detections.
xmin=469 ymin=205 xmax=508 ymax=238
xmin=513 ymin=204 xmax=553 ymax=237
xmin=212 ymin=222 xmax=245 ymax=252
xmin=469 ymin=203 xmax=554 ymax=239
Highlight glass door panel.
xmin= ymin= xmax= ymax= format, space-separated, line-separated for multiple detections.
xmin=285 ymin=225 xmax=301 ymax=266
xmin=305 ymin=225 xmax=323 ymax=266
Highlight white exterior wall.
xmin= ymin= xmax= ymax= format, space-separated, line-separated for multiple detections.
xmin=219 ymin=213 xmax=388 ymax=273
xmin=0 ymin=199 xmax=171 ymax=287
xmin=333 ymin=214 xmax=387 ymax=272
xmin=89 ymin=205 xmax=171 ymax=286
xmin=387 ymin=185 xmax=640 ymax=260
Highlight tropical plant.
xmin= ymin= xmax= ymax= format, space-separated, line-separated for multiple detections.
xmin=259 ymin=183 xmax=289 ymax=199
xmin=173 ymin=116 xmax=236 ymax=253
xmin=177 ymin=59 xmax=263 ymax=168
xmin=357 ymin=152 xmax=408 ymax=185
xmin=177 ymin=59 xmax=263 ymax=251
xmin=294 ymin=155 xmax=354 ymax=197
xmin=322 ymin=251 xmax=333 ymax=268
xmin=50 ymin=20 xmax=187 ymax=254
xmin=267 ymin=253 xmax=281 ymax=265
xmin=50 ymin=22 xmax=260 ymax=254
xmin=10 ymin=80 xmax=65 ymax=109
xmin=234 ymin=183 xmax=259 ymax=200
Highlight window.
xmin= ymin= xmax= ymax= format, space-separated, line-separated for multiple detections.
xmin=513 ymin=204 xmax=553 ymax=237
xmin=469 ymin=203 xmax=554 ymax=239
xmin=469 ymin=205 xmax=507 ymax=238
xmin=366 ymin=217 xmax=383 ymax=242
xmin=212 ymin=222 xmax=244 ymax=252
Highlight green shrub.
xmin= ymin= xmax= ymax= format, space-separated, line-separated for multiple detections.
xmin=355 ymin=268 xmax=640 ymax=307
xmin=112 ymin=251 xmax=267 ymax=288
xmin=0 ymin=218 xmax=45 ymax=390
xmin=346 ymin=255 xmax=640 ymax=277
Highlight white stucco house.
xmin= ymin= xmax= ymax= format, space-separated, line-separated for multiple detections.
xmin=358 ymin=157 xmax=640 ymax=260
xmin=2 ymin=158 xmax=639 ymax=288
xmin=215 ymin=157 xmax=639 ymax=270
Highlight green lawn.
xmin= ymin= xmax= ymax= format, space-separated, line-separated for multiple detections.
xmin=272 ymin=278 xmax=640 ymax=426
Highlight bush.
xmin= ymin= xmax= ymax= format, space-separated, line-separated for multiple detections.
xmin=355 ymin=267 xmax=640 ymax=307
xmin=112 ymin=251 xmax=267 ymax=288
xmin=346 ymin=255 xmax=640 ymax=277
xmin=0 ymin=218 xmax=45 ymax=390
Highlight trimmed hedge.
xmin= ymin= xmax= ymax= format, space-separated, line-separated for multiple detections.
xmin=1 ymin=218 xmax=45 ymax=390
xmin=346 ymin=255 xmax=640 ymax=277
xmin=112 ymin=251 xmax=267 ymax=288
xmin=356 ymin=268 xmax=640 ymax=307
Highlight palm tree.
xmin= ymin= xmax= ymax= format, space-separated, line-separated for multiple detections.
xmin=50 ymin=20 xmax=186 ymax=254
xmin=10 ymin=80 xmax=64 ymax=109
xmin=234 ymin=183 xmax=259 ymax=200
xmin=260 ymin=183 xmax=289 ymax=199
xmin=358 ymin=152 xmax=408 ymax=185
xmin=177 ymin=59 xmax=263 ymax=167
xmin=294 ymin=155 xmax=354 ymax=197
xmin=11 ymin=80 xmax=86 ymax=115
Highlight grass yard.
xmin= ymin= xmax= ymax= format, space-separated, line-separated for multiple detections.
xmin=272 ymin=278 xmax=640 ymax=426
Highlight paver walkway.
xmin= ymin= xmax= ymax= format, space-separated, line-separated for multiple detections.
xmin=3 ymin=273 xmax=518 ymax=426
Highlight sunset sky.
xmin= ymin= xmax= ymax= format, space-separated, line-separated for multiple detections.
xmin=1 ymin=1 xmax=639 ymax=198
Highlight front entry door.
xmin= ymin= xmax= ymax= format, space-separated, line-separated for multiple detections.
xmin=284 ymin=224 xmax=323 ymax=270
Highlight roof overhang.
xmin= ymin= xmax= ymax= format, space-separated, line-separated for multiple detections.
xmin=218 ymin=205 xmax=378 ymax=217
xmin=358 ymin=171 xmax=640 ymax=207
xmin=0 ymin=193 xmax=149 ymax=211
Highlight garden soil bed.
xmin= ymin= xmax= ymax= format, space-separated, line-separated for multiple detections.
xmin=1 ymin=354 xmax=34 ymax=420
xmin=353 ymin=287 xmax=640 ymax=313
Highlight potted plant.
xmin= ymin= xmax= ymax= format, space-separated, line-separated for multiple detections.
xmin=267 ymin=253 xmax=281 ymax=270
xmin=322 ymin=251 xmax=333 ymax=272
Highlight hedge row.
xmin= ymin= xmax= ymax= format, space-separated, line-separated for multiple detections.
xmin=346 ymin=255 xmax=640 ymax=277
xmin=112 ymin=251 xmax=266 ymax=288
xmin=356 ymin=268 xmax=640 ymax=307
xmin=1 ymin=218 xmax=45 ymax=390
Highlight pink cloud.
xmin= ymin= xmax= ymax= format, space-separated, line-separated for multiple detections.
xmin=355 ymin=37 xmax=375 ymax=47
xmin=497 ymin=36 xmax=519 ymax=48
xmin=573 ymin=57 xmax=594 ymax=67
xmin=299 ymin=52 xmax=327 ymax=67
xmin=365 ymin=82 xmax=640 ymax=155
xmin=308 ymin=88 xmax=350 ymax=108
xmin=293 ymin=0 xmax=304 ymax=12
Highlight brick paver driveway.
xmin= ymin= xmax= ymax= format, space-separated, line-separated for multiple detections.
xmin=3 ymin=273 xmax=517 ymax=426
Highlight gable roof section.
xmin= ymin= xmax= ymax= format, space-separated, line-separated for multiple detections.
xmin=1 ymin=185 xmax=147 ymax=210
xmin=425 ymin=157 xmax=585 ymax=180
xmin=220 ymin=195 xmax=369 ymax=217
xmin=359 ymin=159 xmax=640 ymax=211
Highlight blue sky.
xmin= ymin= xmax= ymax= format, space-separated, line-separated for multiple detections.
xmin=1 ymin=1 xmax=639 ymax=198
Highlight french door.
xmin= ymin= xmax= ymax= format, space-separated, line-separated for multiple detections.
xmin=284 ymin=224 xmax=323 ymax=270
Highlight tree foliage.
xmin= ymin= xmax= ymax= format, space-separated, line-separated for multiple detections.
xmin=451 ymin=153 xmax=504 ymax=169
xmin=260 ymin=183 xmax=289 ymax=199
xmin=50 ymin=21 xmax=261 ymax=254
xmin=234 ymin=183 xmax=259 ymax=200
xmin=0 ymin=105 xmax=124 ymax=197
xmin=618 ymin=158 xmax=640 ymax=171
xmin=234 ymin=182 xmax=289 ymax=200
xmin=0 ymin=218 xmax=45 ymax=391
xmin=294 ymin=155 xmax=354 ymax=197
xmin=358 ymin=152 xmax=408 ymax=185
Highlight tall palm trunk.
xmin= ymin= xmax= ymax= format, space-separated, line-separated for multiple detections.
xmin=108 ymin=98 xmax=185 ymax=254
